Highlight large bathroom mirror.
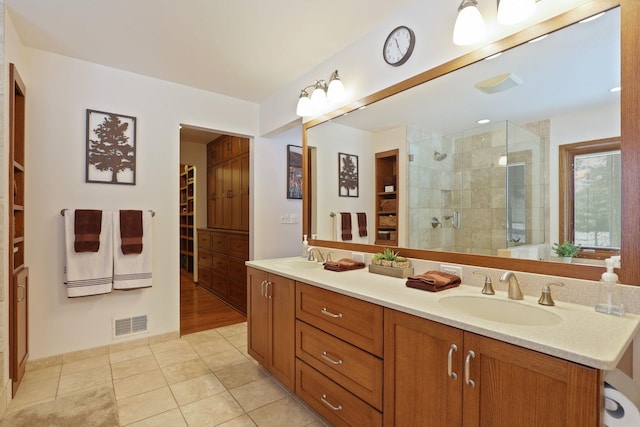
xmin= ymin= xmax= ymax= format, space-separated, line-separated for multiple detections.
xmin=303 ymin=0 xmax=640 ymax=284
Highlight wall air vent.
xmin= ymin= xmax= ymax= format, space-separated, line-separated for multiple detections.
xmin=113 ymin=315 xmax=148 ymax=338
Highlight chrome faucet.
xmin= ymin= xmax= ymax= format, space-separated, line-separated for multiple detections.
xmin=306 ymin=247 xmax=325 ymax=262
xmin=499 ymin=271 xmax=524 ymax=300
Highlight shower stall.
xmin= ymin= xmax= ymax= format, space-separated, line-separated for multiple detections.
xmin=408 ymin=121 xmax=547 ymax=256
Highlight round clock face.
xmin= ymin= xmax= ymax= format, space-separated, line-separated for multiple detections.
xmin=383 ymin=26 xmax=415 ymax=66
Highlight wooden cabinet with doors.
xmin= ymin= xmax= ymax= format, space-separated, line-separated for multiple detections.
xmin=179 ymin=164 xmax=196 ymax=272
xmin=375 ymin=149 xmax=399 ymax=246
xmin=383 ymin=308 xmax=602 ymax=426
xmin=247 ymin=267 xmax=295 ymax=389
xmin=207 ymin=136 xmax=249 ymax=231
xmin=9 ymin=63 xmax=28 ymax=396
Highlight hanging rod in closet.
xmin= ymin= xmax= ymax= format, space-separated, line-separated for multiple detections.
xmin=60 ymin=209 xmax=156 ymax=217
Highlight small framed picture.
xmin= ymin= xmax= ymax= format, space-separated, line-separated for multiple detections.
xmin=86 ymin=109 xmax=136 ymax=185
xmin=338 ymin=152 xmax=359 ymax=197
xmin=287 ymin=145 xmax=303 ymax=199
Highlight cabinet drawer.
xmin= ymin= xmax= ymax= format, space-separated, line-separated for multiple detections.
xmin=197 ymin=267 xmax=211 ymax=286
xmin=211 ymin=232 xmax=228 ymax=252
xmin=228 ymin=234 xmax=249 ymax=259
xmin=296 ymin=360 xmax=382 ymax=427
xmin=210 ymin=272 xmax=229 ymax=298
xmin=296 ymin=321 xmax=383 ymax=410
xmin=296 ymin=282 xmax=384 ymax=357
xmin=197 ymin=230 xmax=211 ymax=250
xmin=229 ymin=279 xmax=247 ymax=314
xmin=211 ymin=253 xmax=228 ymax=275
xmin=198 ymin=251 xmax=213 ymax=268
xmin=228 ymin=257 xmax=246 ymax=281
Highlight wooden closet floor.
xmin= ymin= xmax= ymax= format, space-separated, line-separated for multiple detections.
xmin=180 ymin=270 xmax=246 ymax=335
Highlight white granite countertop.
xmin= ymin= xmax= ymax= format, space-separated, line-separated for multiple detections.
xmin=247 ymin=257 xmax=640 ymax=370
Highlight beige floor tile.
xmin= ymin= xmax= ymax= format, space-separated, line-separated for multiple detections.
xmin=117 ymin=386 xmax=177 ymax=426
xmin=216 ymin=323 xmax=247 ymax=338
xmin=218 ymin=414 xmax=258 ymax=427
xmin=161 ymin=358 xmax=212 ymax=385
xmin=248 ymin=396 xmax=319 ymax=427
xmin=170 ymin=373 xmax=226 ymax=406
xmin=190 ymin=336 xmax=236 ymax=357
xmin=109 ymin=345 xmax=153 ymax=364
xmin=111 ymin=354 xmax=159 ymax=380
xmin=20 ymin=365 xmax=61 ymax=385
xmin=114 ymin=368 xmax=167 ymax=400
xmin=182 ymin=330 xmax=220 ymax=345
xmin=153 ymin=345 xmax=199 ymax=367
xmin=226 ymin=334 xmax=248 ymax=349
xmin=230 ymin=377 xmax=287 ymax=412
xmin=180 ymin=391 xmax=245 ymax=427
xmin=127 ymin=407 xmax=187 ymax=427
xmin=202 ymin=348 xmax=249 ymax=372
xmin=150 ymin=338 xmax=192 ymax=354
xmin=214 ymin=360 xmax=268 ymax=389
xmin=57 ymin=365 xmax=112 ymax=396
xmin=61 ymin=354 xmax=110 ymax=376
xmin=7 ymin=377 xmax=58 ymax=412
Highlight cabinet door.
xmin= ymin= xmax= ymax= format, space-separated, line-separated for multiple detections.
xmin=462 ymin=332 xmax=601 ymax=427
xmin=12 ymin=267 xmax=28 ymax=396
xmin=207 ymin=167 xmax=216 ymax=228
xmin=228 ymin=156 xmax=243 ymax=230
xmin=240 ymin=155 xmax=250 ymax=231
xmin=269 ymin=274 xmax=295 ymax=389
xmin=247 ymin=268 xmax=270 ymax=367
xmin=384 ymin=308 xmax=463 ymax=427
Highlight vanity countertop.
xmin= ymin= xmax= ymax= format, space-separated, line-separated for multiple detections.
xmin=247 ymin=257 xmax=640 ymax=370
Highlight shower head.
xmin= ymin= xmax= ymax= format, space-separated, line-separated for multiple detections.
xmin=433 ymin=151 xmax=447 ymax=161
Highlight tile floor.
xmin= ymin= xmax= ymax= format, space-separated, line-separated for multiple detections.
xmin=6 ymin=322 xmax=328 ymax=426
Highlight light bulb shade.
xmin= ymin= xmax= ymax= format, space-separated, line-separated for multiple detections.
xmin=327 ymin=71 xmax=345 ymax=104
xmin=453 ymin=1 xmax=485 ymax=46
xmin=310 ymin=81 xmax=327 ymax=110
xmin=296 ymin=91 xmax=312 ymax=116
xmin=497 ymin=0 xmax=535 ymax=25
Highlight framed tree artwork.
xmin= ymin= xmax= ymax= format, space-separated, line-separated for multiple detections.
xmin=287 ymin=144 xmax=303 ymax=199
xmin=339 ymin=152 xmax=359 ymax=197
xmin=86 ymin=109 xmax=137 ymax=185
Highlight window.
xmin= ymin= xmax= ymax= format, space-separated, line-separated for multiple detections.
xmin=559 ymin=138 xmax=620 ymax=259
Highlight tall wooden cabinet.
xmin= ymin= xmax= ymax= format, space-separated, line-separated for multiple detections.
xmin=179 ymin=164 xmax=195 ymax=273
xmin=9 ymin=63 xmax=28 ymax=396
xmin=375 ymin=149 xmax=399 ymax=246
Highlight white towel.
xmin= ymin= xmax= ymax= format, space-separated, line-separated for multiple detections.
xmin=64 ymin=210 xmax=113 ymax=297
xmin=113 ymin=211 xmax=153 ymax=289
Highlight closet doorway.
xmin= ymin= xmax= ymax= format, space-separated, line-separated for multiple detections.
xmin=179 ymin=125 xmax=247 ymax=335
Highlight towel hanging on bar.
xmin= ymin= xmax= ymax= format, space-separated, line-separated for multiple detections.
xmin=61 ymin=209 xmax=155 ymax=217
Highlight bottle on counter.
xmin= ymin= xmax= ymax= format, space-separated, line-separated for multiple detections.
xmin=595 ymin=257 xmax=624 ymax=317
xmin=302 ymin=234 xmax=309 ymax=258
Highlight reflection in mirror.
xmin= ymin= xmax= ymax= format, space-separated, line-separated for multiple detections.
xmin=306 ymin=6 xmax=619 ymax=266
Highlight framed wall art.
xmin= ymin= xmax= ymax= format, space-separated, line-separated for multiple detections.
xmin=86 ymin=109 xmax=137 ymax=185
xmin=287 ymin=144 xmax=303 ymax=199
xmin=339 ymin=152 xmax=359 ymax=197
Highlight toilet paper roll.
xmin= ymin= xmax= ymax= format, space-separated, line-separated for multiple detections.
xmin=603 ymin=386 xmax=640 ymax=427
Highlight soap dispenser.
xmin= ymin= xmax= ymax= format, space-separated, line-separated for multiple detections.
xmin=595 ymin=257 xmax=624 ymax=317
xmin=301 ymin=234 xmax=309 ymax=258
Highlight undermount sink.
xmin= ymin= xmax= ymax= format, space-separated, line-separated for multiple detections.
xmin=274 ymin=259 xmax=322 ymax=270
xmin=439 ymin=295 xmax=562 ymax=326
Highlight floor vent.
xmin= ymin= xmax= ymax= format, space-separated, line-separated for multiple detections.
xmin=113 ymin=315 xmax=148 ymax=338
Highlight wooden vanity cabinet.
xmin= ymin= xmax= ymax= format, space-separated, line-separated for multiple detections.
xmin=384 ymin=308 xmax=602 ymax=427
xmin=247 ymin=267 xmax=295 ymax=389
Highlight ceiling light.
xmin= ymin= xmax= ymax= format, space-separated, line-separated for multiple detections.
xmin=484 ymin=52 xmax=502 ymax=61
xmin=475 ymin=73 xmax=523 ymax=94
xmin=580 ymin=12 xmax=605 ymax=24
xmin=453 ymin=0 xmax=485 ymax=46
xmin=498 ymin=155 xmax=508 ymax=166
xmin=477 ymin=119 xmax=491 ymax=124
xmin=609 ymin=86 xmax=621 ymax=93
xmin=528 ymin=34 xmax=548 ymax=44
xmin=296 ymin=70 xmax=346 ymax=117
xmin=497 ymin=0 xmax=535 ymax=25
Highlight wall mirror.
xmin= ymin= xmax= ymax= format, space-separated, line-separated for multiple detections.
xmin=303 ymin=1 xmax=639 ymax=283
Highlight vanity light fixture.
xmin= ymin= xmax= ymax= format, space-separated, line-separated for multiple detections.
xmin=610 ymin=86 xmax=621 ymax=93
xmin=296 ymin=70 xmax=345 ymax=116
xmin=453 ymin=0 xmax=485 ymax=46
xmin=497 ymin=0 xmax=536 ymax=25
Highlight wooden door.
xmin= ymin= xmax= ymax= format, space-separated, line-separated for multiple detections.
xmin=462 ymin=332 xmax=602 ymax=427
xmin=247 ymin=268 xmax=269 ymax=367
xmin=268 ymin=274 xmax=295 ymax=389
xmin=228 ymin=156 xmax=242 ymax=230
xmin=384 ymin=309 xmax=464 ymax=427
xmin=207 ymin=166 xmax=216 ymax=228
xmin=240 ymin=154 xmax=250 ymax=231
xmin=214 ymin=165 xmax=228 ymax=228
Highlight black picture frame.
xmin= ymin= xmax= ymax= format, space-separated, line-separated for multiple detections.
xmin=86 ymin=109 xmax=137 ymax=185
xmin=287 ymin=144 xmax=303 ymax=199
xmin=339 ymin=152 xmax=359 ymax=197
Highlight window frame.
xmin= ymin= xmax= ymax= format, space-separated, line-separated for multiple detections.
xmin=559 ymin=137 xmax=621 ymax=259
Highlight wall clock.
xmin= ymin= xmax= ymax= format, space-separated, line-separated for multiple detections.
xmin=383 ymin=26 xmax=415 ymax=67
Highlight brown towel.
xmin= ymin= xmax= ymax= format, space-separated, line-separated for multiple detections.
xmin=357 ymin=212 xmax=367 ymax=237
xmin=406 ymin=271 xmax=461 ymax=292
xmin=120 ymin=210 xmax=143 ymax=255
xmin=324 ymin=258 xmax=366 ymax=272
xmin=74 ymin=209 xmax=102 ymax=253
xmin=340 ymin=212 xmax=352 ymax=241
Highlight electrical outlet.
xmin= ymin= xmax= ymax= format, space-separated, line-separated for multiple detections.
xmin=441 ymin=264 xmax=462 ymax=277
xmin=352 ymin=252 xmax=365 ymax=262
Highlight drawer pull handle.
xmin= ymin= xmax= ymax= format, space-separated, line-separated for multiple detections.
xmin=321 ymin=308 xmax=343 ymax=319
xmin=321 ymin=351 xmax=343 ymax=365
xmin=464 ymin=350 xmax=476 ymax=388
xmin=321 ymin=394 xmax=343 ymax=411
xmin=260 ymin=280 xmax=267 ymax=297
xmin=447 ymin=344 xmax=458 ymax=380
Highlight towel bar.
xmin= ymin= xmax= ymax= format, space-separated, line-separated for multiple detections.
xmin=60 ymin=209 xmax=155 ymax=217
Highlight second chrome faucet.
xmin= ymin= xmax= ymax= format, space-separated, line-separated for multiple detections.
xmin=499 ymin=271 xmax=524 ymax=300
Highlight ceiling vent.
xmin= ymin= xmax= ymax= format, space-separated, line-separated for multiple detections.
xmin=113 ymin=315 xmax=148 ymax=338
xmin=474 ymin=73 xmax=523 ymax=94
